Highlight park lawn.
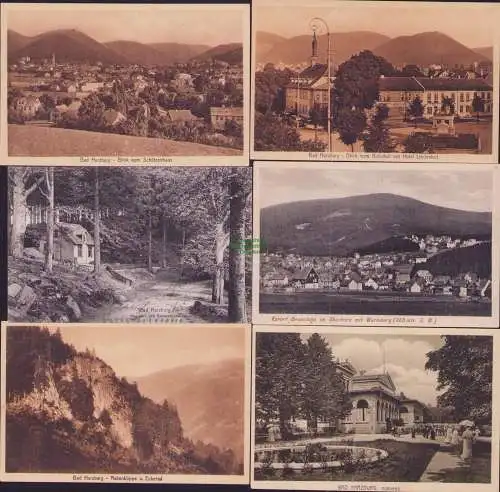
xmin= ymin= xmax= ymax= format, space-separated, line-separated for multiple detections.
xmin=255 ymin=439 xmax=440 ymax=482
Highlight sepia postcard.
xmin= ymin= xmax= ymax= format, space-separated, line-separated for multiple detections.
xmin=7 ymin=166 xmax=252 ymax=324
xmin=251 ymin=0 xmax=500 ymax=164
xmin=251 ymin=325 xmax=499 ymax=491
xmin=0 ymin=322 xmax=251 ymax=483
xmin=0 ymin=2 xmax=250 ymax=166
xmin=252 ymin=161 xmax=499 ymax=328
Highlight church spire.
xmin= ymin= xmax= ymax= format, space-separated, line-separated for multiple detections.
xmin=311 ymin=30 xmax=319 ymax=66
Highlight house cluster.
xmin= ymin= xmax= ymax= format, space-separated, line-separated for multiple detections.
xmin=261 ymin=251 xmax=491 ymax=299
xmin=8 ymin=55 xmax=244 ymax=127
xmin=404 ymin=233 xmax=483 ymax=255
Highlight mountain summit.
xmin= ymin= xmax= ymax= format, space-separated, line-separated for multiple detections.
xmin=261 ymin=193 xmax=491 ymax=256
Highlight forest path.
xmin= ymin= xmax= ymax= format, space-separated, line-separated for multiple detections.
xmin=84 ymin=275 xmax=213 ymax=323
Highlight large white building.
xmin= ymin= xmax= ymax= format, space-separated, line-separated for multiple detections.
xmin=379 ymin=76 xmax=493 ymax=120
xmin=335 ymin=359 xmax=428 ymax=434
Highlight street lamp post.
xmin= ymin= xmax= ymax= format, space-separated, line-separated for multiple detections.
xmin=310 ymin=17 xmax=332 ymax=152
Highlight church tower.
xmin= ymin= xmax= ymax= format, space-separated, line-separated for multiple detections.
xmin=311 ymin=30 xmax=319 ymax=66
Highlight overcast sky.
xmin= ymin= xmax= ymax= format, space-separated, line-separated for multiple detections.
xmin=6 ymin=4 xmax=243 ymax=45
xmin=53 ymin=325 xmax=245 ymax=379
xmin=258 ymin=167 xmax=493 ymax=212
xmin=254 ymin=0 xmax=498 ymax=47
xmin=300 ymin=332 xmax=444 ymax=405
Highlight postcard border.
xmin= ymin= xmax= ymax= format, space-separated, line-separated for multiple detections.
xmin=0 ymin=2 xmax=250 ymax=166
xmin=0 ymin=321 xmax=252 ymax=484
xmin=250 ymin=324 xmax=500 ymax=491
xmin=251 ymin=161 xmax=500 ymax=328
xmin=250 ymin=0 xmax=500 ymax=164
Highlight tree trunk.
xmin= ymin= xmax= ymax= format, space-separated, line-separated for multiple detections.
xmin=228 ymin=175 xmax=248 ymax=322
xmin=180 ymin=228 xmax=185 ymax=278
xmin=10 ymin=172 xmax=28 ymax=257
xmin=44 ymin=167 xmax=54 ymax=274
xmin=148 ymin=212 xmax=153 ymax=273
xmin=94 ymin=167 xmax=101 ymax=274
xmin=161 ymin=215 xmax=167 ymax=268
xmin=212 ymin=221 xmax=225 ymax=305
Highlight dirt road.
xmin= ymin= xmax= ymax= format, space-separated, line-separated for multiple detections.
xmin=84 ymin=277 xmax=217 ymax=323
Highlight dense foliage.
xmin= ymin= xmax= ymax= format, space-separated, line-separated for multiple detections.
xmin=425 ymin=335 xmax=493 ymax=424
xmin=255 ymin=332 xmax=351 ymax=438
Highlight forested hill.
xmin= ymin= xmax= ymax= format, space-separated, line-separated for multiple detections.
xmin=5 ymin=326 xmax=242 ymax=474
xmin=260 ymin=193 xmax=491 ymax=256
xmin=423 ymin=242 xmax=492 ymax=279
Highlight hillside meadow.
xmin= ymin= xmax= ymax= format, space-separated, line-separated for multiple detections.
xmin=8 ymin=124 xmax=241 ymax=157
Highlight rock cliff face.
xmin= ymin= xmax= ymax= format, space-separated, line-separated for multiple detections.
xmin=61 ymin=355 xmax=135 ymax=449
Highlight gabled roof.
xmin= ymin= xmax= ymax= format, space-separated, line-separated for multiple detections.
xmin=352 ymin=372 xmax=397 ymax=393
xmin=57 ymin=222 xmax=94 ymax=245
xmin=292 ymin=267 xmax=317 ymax=281
xmin=379 ymin=76 xmax=424 ymax=92
xmin=166 ymin=109 xmax=200 ymax=123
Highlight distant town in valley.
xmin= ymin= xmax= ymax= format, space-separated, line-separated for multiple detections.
xmin=254 ymin=23 xmax=494 ymax=155
xmin=7 ymin=19 xmax=244 ymax=157
xmin=258 ymin=191 xmax=492 ymax=317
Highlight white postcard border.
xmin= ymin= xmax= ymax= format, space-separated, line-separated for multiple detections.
xmin=251 ymin=161 xmax=500 ymax=328
xmin=250 ymin=324 xmax=500 ymax=492
xmin=0 ymin=2 xmax=250 ymax=166
xmin=0 ymin=322 xmax=252 ymax=484
xmin=250 ymin=0 xmax=500 ymax=164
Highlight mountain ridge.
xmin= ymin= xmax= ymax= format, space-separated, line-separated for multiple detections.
xmin=8 ymin=28 xmax=240 ymax=66
xmin=261 ymin=193 xmax=491 ymax=256
xmin=256 ymin=30 xmax=490 ymax=67
xmin=135 ymin=358 xmax=245 ymax=462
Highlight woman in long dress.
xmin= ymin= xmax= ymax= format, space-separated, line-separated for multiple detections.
xmin=461 ymin=426 xmax=475 ymax=461
xmin=445 ymin=425 xmax=453 ymax=444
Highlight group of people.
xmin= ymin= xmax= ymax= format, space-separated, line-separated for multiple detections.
xmin=444 ymin=424 xmax=480 ymax=461
xmin=404 ymin=423 xmax=479 ymax=461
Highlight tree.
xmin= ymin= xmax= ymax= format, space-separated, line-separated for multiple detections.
xmin=333 ymin=107 xmax=367 ymax=152
xmin=332 ymin=50 xmax=395 ymax=112
xmin=471 ymin=94 xmax=485 ymax=121
xmin=403 ymin=133 xmax=434 ymax=153
xmin=362 ymin=104 xmax=395 ymax=153
xmin=94 ymin=167 xmax=101 ymax=273
xmin=254 ymin=66 xmax=294 ymax=114
xmin=8 ymin=168 xmax=45 ymax=257
xmin=38 ymin=167 xmax=55 ymax=274
xmin=254 ymin=112 xmax=326 ymax=152
xmin=227 ymin=170 xmax=251 ymax=322
xmin=309 ymin=104 xmax=324 ymax=141
xmin=407 ymin=96 xmax=425 ymax=127
xmin=441 ymin=96 xmax=455 ymax=115
xmin=425 ymin=336 xmax=493 ymax=424
xmin=255 ymin=333 xmax=306 ymax=439
xmin=78 ymin=93 xmax=106 ymax=131
xmin=302 ymin=334 xmax=351 ymax=435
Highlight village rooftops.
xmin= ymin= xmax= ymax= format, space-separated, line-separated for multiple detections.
xmin=379 ymin=76 xmax=493 ymax=92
